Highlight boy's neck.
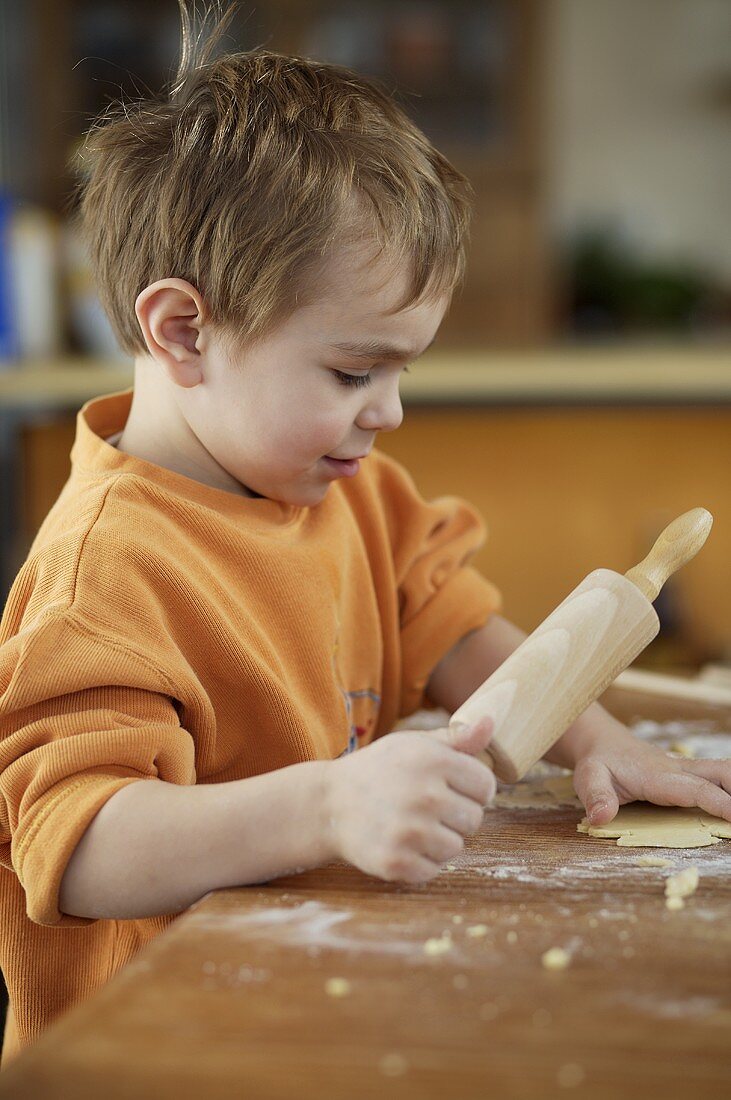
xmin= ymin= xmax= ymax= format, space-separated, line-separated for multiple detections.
xmin=115 ymin=359 xmax=261 ymax=498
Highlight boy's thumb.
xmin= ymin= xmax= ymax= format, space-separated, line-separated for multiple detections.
xmin=430 ymin=715 xmax=494 ymax=755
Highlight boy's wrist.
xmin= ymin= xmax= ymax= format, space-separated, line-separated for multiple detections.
xmin=309 ymin=759 xmax=340 ymax=867
xmin=542 ymin=703 xmax=631 ymax=769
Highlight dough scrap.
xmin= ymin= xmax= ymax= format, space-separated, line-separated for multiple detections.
xmin=578 ymin=804 xmax=731 ymax=848
xmin=466 ymin=924 xmax=488 ymax=938
xmin=542 ymin=946 xmax=571 ymax=970
xmin=665 ymin=866 xmax=699 ymax=899
xmin=494 ymin=774 xmax=581 ymax=810
xmin=423 ymin=934 xmax=452 ymax=956
xmin=669 ymin=741 xmax=695 ymax=758
xmin=325 ymin=977 xmax=351 ymax=997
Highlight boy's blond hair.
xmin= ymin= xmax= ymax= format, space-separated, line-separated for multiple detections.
xmin=73 ymin=1 xmax=474 ymax=357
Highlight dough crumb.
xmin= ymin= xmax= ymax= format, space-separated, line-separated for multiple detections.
xmin=587 ymin=917 xmax=599 ymax=928
xmin=665 ymin=896 xmax=685 ymax=911
xmin=669 ymin=741 xmax=695 ymax=758
xmin=466 ymin=924 xmax=489 ymax=938
xmin=557 ymin=1062 xmax=586 ymax=1088
xmin=665 ymin=865 xmax=699 ymax=900
xmin=325 ymin=977 xmax=351 ymax=997
xmin=451 ymin=915 xmax=464 ymax=925
xmin=506 ymin=930 xmax=518 ymax=944
xmin=423 ymin=933 xmax=452 ymax=956
xmin=379 ymin=1053 xmax=409 ymax=1077
xmin=542 ymin=947 xmax=571 ymax=970
xmin=634 ymin=855 xmax=674 ymax=867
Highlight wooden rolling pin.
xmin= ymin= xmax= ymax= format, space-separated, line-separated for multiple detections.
xmin=449 ymin=508 xmax=713 ymax=782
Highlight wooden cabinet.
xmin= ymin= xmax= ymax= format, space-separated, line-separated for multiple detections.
xmin=378 ymin=406 xmax=731 ymax=664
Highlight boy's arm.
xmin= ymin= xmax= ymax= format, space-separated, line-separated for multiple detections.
xmin=61 ymin=717 xmax=499 ymax=916
xmin=59 ymin=761 xmax=334 ymax=920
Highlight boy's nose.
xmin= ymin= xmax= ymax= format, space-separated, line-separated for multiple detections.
xmin=358 ymin=385 xmax=403 ymax=434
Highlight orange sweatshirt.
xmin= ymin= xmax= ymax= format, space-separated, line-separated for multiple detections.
xmin=0 ymin=388 xmax=500 ymax=1058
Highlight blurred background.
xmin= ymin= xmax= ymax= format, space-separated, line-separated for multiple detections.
xmin=0 ymin=0 xmax=730 ymax=669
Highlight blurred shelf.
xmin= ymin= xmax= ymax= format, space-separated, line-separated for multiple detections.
xmin=402 ymin=345 xmax=731 ymax=405
xmin=0 ymin=361 xmax=133 ymax=409
xmin=1 ymin=345 xmax=730 ymax=411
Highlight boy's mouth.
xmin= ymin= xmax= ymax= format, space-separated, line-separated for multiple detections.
xmin=322 ymin=455 xmax=361 ymax=478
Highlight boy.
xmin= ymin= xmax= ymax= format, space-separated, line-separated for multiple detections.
xmin=1 ymin=1 xmax=729 ymax=1060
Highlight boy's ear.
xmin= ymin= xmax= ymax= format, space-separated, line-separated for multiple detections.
xmin=134 ymin=279 xmax=206 ymax=388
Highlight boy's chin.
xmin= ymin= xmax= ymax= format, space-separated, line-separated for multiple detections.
xmin=257 ymin=480 xmax=331 ymax=509
xmin=288 ymin=484 xmax=331 ymax=508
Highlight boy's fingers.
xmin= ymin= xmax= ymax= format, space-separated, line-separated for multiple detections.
xmin=442 ymin=716 xmax=494 ymax=755
xmin=439 ymin=794 xmax=486 ymax=837
xmin=447 ymin=754 xmax=496 ymax=806
xmin=679 ymin=759 xmax=731 ymax=798
xmin=651 ymin=772 xmax=731 ymax=824
xmin=573 ymin=760 xmax=619 ymax=826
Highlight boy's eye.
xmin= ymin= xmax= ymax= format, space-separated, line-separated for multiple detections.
xmin=331 ymin=369 xmax=373 ymax=389
xmin=330 ymin=365 xmax=411 ymax=388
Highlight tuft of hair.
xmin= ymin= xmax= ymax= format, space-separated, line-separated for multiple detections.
xmin=71 ymin=0 xmax=474 ymax=357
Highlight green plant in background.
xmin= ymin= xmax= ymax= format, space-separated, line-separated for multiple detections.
xmin=566 ymin=228 xmax=719 ymax=335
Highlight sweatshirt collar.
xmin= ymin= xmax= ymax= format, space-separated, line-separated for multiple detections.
xmin=71 ymin=389 xmax=307 ymax=526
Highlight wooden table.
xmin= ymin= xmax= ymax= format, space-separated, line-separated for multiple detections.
xmin=2 ymin=799 xmax=730 ymax=1099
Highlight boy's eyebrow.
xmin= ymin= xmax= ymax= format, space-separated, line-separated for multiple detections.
xmin=329 ymin=335 xmax=437 ymax=361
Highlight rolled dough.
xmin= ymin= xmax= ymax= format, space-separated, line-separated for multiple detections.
xmin=578 ymin=803 xmax=731 ymax=848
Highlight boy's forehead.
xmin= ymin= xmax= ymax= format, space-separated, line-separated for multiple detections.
xmin=304 ymin=247 xmax=445 ymax=341
xmin=319 ymin=243 xmax=409 ymax=312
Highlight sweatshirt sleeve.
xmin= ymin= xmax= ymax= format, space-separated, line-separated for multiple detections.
xmin=374 ymin=452 xmax=502 ymax=717
xmin=0 ymin=610 xmax=195 ymax=928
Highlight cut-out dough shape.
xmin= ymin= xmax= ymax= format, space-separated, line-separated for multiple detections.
xmin=578 ymin=803 xmax=731 ymax=848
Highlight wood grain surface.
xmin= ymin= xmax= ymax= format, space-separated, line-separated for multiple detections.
xmin=2 ymin=803 xmax=729 ymax=1099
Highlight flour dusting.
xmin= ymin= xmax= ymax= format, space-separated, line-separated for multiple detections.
xmin=194 ymin=900 xmax=467 ymax=960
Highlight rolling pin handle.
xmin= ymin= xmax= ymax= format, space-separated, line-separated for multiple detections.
xmin=624 ymin=507 xmax=713 ymax=603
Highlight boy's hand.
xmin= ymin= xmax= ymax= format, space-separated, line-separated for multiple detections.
xmin=572 ymin=723 xmax=731 ymax=827
xmin=325 ymin=718 xmax=495 ymax=884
